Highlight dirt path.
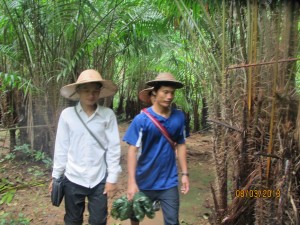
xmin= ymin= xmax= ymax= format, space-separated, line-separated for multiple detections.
xmin=0 ymin=123 xmax=213 ymax=225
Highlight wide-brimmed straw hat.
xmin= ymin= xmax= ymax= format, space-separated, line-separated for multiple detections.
xmin=146 ymin=72 xmax=183 ymax=89
xmin=138 ymin=87 xmax=154 ymax=105
xmin=60 ymin=69 xmax=118 ymax=101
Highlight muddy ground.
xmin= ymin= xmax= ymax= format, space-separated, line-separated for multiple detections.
xmin=0 ymin=122 xmax=215 ymax=225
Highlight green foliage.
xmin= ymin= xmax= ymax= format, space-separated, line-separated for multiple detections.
xmin=0 ymin=72 xmax=35 ymax=95
xmin=0 ymin=190 xmax=16 ymax=205
xmin=0 ymin=212 xmax=30 ymax=225
xmin=13 ymin=144 xmax=32 ymax=155
xmin=0 ymin=178 xmax=16 ymax=205
xmin=0 ymin=72 xmax=25 ymax=90
xmin=0 ymin=173 xmax=46 ymax=206
xmin=0 ymin=144 xmax=50 ymax=208
xmin=27 ymin=166 xmax=45 ymax=177
xmin=13 ymin=144 xmax=52 ymax=168
xmin=0 ymin=153 xmax=15 ymax=162
xmin=55 ymin=47 xmax=85 ymax=82
xmin=0 ymin=145 xmax=52 ymax=171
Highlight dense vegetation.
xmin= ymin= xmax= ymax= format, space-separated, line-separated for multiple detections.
xmin=0 ymin=0 xmax=299 ymax=224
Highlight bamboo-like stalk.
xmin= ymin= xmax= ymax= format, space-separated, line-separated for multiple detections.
xmin=246 ymin=0 xmax=253 ymax=117
xmin=251 ymin=0 xmax=258 ymax=104
xmin=221 ymin=0 xmax=226 ymax=118
xmin=246 ymin=0 xmax=258 ymax=119
xmin=236 ymin=0 xmax=248 ymax=62
xmin=266 ymin=23 xmax=280 ymax=181
xmin=266 ymin=7 xmax=280 ymax=181
xmin=26 ymin=93 xmax=34 ymax=149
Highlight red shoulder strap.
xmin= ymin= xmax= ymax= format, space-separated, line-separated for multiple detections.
xmin=142 ymin=108 xmax=176 ymax=150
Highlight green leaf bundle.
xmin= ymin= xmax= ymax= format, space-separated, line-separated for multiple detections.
xmin=111 ymin=192 xmax=155 ymax=221
xmin=132 ymin=192 xmax=155 ymax=221
xmin=111 ymin=196 xmax=133 ymax=221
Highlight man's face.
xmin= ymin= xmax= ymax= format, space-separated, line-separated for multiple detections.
xmin=153 ymin=86 xmax=176 ymax=108
xmin=78 ymin=83 xmax=101 ymax=106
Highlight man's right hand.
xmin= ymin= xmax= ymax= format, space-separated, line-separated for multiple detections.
xmin=48 ymin=179 xmax=53 ymax=193
xmin=127 ymin=182 xmax=139 ymax=201
xmin=127 ymin=145 xmax=139 ymax=201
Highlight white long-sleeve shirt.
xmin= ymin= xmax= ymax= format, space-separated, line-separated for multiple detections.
xmin=52 ymin=103 xmax=122 ymax=188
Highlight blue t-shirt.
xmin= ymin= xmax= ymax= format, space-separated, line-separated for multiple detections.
xmin=123 ymin=107 xmax=186 ymax=190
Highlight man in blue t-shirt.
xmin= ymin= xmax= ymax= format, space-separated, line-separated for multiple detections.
xmin=123 ymin=72 xmax=190 ymax=225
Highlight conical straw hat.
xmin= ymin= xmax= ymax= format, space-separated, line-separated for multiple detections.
xmin=138 ymin=87 xmax=154 ymax=105
xmin=146 ymin=72 xmax=183 ymax=89
xmin=60 ymin=69 xmax=118 ymax=101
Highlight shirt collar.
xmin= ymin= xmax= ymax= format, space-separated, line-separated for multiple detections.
xmin=95 ymin=104 xmax=102 ymax=115
xmin=76 ymin=102 xmax=101 ymax=115
xmin=76 ymin=102 xmax=84 ymax=112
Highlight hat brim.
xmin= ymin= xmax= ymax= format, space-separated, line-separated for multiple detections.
xmin=146 ymin=80 xmax=183 ymax=89
xmin=60 ymin=80 xmax=118 ymax=101
xmin=138 ymin=87 xmax=154 ymax=105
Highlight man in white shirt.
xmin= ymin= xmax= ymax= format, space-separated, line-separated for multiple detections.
xmin=50 ymin=69 xmax=122 ymax=225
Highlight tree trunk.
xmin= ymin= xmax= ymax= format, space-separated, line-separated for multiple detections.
xmin=193 ymin=101 xmax=200 ymax=131
xmin=201 ymin=97 xmax=209 ymax=130
xmin=117 ymin=94 xmax=124 ymax=115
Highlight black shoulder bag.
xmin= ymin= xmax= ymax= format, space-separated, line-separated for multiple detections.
xmin=51 ymin=176 xmax=64 ymax=207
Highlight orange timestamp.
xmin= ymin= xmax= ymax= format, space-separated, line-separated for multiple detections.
xmin=235 ymin=189 xmax=280 ymax=198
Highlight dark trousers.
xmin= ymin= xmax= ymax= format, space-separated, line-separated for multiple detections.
xmin=133 ymin=186 xmax=180 ymax=225
xmin=63 ymin=177 xmax=107 ymax=225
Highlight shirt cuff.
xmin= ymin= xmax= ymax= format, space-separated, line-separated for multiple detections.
xmin=52 ymin=171 xmax=63 ymax=179
xmin=106 ymin=173 xmax=119 ymax=183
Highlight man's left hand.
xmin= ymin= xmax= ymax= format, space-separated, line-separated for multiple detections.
xmin=180 ymin=176 xmax=190 ymax=194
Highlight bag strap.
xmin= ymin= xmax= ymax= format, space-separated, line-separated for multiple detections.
xmin=74 ymin=106 xmax=107 ymax=166
xmin=141 ymin=108 xmax=176 ymax=150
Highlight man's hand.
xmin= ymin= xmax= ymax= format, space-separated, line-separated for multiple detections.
xmin=48 ymin=179 xmax=53 ymax=193
xmin=127 ymin=181 xmax=139 ymax=201
xmin=180 ymin=175 xmax=190 ymax=194
xmin=127 ymin=145 xmax=139 ymax=201
xmin=104 ymin=182 xmax=118 ymax=198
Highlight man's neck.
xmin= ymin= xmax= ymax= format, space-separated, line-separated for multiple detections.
xmin=81 ymin=104 xmax=97 ymax=117
xmin=152 ymin=104 xmax=171 ymax=118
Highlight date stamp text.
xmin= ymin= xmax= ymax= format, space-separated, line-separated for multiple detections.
xmin=235 ymin=189 xmax=280 ymax=198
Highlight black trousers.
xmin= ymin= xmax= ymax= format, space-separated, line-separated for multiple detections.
xmin=63 ymin=177 xmax=107 ymax=225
